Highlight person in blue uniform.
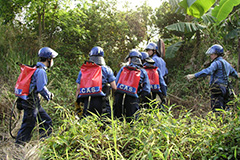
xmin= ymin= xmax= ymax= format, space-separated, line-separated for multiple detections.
xmin=140 ymin=52 xmax=167 ymax=109
xmin=145 ymin=42 xmax=168 ymax=84
xmin=114 ymin=49 xmax=151 ymax=122
xmin=186 ymin=44 xmax=240 ymax=112
xmin=146 ymin=42 xmax=168 ymax=84
xmin=75 ymin=46 xmax=116 ymax=117
xmin=15 ymin=47 xmax=58 ymax=145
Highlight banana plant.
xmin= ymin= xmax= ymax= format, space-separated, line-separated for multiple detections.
xmin=164 ymin=0 xmax=240 ymax=58
xmin=179 ymin=0 xmax=240 ymax=23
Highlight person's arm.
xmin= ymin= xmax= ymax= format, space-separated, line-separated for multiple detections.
xmin=75 ymin=71 xmax=82 ymax=99
xmin=36 ymin=69 xmax=53 ymax=101
xmin=229 ymin=66 xmax=239 ymax=79
xmin=76 ymin=83 xmax=80 ymax=99
xmin=115 ymin=67 xmax=123 ymax=84
xmin=107 ymin=67 xmax=117 ymax=91
xmin=186 ymin=61 xmax=218 ymax=80
xmin=141 ymin=69 xmax=151 ymax=95
xmin=158 ymin=69 xmax=167 ymax=96
xmin=110 ymin=81 xmax=117 ymax=91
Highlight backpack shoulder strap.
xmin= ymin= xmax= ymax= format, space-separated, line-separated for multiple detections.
xmin=219 ymin=60 xmax=228 ymax=81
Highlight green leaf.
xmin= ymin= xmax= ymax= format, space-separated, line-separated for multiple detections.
xmin=179 ymin=0 xmax=215 ymax=18
xmin=165 ymin=41 xmax=183 ymax=58
xmin=212 ymin=0 xmax=240 ymax=24
xmin=201 ymin=12 xmax=216 ymax=24
xmin=148 ymin=152 xmax=153 ymax=160
xmin=165 ymin=22 xmax=206 ymax=33
xmin=187 ymin=0 xmax=197 ymax=7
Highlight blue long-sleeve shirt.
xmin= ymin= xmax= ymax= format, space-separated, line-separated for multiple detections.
xmin=152 ymin=54 xmax=168 ymax=77
xmin=156 ymin=67 xmax=167 ymax=96
xmin=29 ymin=62 xmax=52 ymax=101
xmin=195 ymin=57 xmax=238 ymax=85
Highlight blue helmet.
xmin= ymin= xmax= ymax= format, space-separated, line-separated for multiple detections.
xmin=126 ymin=49 xmax=142 ymax=66
xmin=129 ymin=49 xmax=142 ymax=58
xmin=206 ymin=44 xmax=224 ymax=55
xmin=140 ymin=52 xmax=149 ymax=61
xmin=89 ymin=46 xmax=104 ymax=57
xmin=38 ymin=47 xmax=58 ymax=59
xmin=145 ymin=42 xmax=158 ymax=51
xmin=89 ymin=46 xmax=105 ymax=65
xmin=141 ymin=52 xmax=155 ymax=64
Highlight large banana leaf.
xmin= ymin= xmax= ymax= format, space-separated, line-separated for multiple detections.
xmin=165 ymin=22 xmax=206 ymax=33
xmin=212 ymin=0 xmax=240 ymax=24
xmin=179 ymin=0 xmax=215 ymax=18
xmin=165 ymin=42 xmax=183 ymax=59
xmin=201 ymin=12 xmax=216 ymax=24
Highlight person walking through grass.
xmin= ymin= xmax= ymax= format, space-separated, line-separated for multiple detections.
xmin=186 ymin=44 xmax=240 ymax=112
xmin=75 ymin=46 xmax=116 ymax=117
xmin=15 ymin=47 xmax=58 ymax=145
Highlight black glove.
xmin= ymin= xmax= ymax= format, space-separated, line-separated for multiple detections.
xmin=75 ymin=101 xmax=83 ymax=117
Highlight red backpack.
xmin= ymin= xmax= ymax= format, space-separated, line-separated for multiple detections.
xmin=144 ymin=66 xmax=161 ymax=93
xmin=15 ymin=64 xmax=37 ymax=100
xmin=116 ymin=66 xmax=141 ymax=98
xmin=78 ymin=61 xmax=105 ymax=97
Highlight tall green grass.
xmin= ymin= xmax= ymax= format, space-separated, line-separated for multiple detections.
xmin=39 ymin=102 xmax=240 ymax=159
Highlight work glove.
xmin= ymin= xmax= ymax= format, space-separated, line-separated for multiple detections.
xmin=50 ymin=93 xmax=54 ymax=100
xmin=186 ymin=74 xmax=195 ymax=81
xmin=75 ymin=101 xmax=83 ymax=117
xmin=238 ymin=73 xmax=240 ymax=78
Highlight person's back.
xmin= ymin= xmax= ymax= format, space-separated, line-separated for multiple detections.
xmin=152 ymin=54 xmax=168 ymax=77
xmin=75 ymin=46 xmax=116 ymax=117
xmin=140 ymin=52 xmax=167 ymax=108
xmin=114 ymin=49 xmax=150 ymax=122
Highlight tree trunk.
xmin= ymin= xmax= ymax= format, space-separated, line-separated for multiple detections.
xmin=38 ymin=10 xmax=42 ymax=47
xmin=43 ymin=4 xmax=45 ymax=32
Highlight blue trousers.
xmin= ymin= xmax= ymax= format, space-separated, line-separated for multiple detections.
xmin=15 ymin=99 xmax=52 ymax=144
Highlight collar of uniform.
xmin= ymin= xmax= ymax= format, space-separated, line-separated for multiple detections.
xmin=213 ymin=56 xmax=223 ymax=62
xmin=36 ymin=62 xmax=47 ymax=70
xmin=129 ymin=63 xmax=141 ymax=69
xmin=152 ymin=54 xmax=158 ymax=58
xmin=216 ymin=57 xmax=223 ymax=60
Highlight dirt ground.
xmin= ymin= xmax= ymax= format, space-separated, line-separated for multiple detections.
xmin=0 ymin=109 xmax=40 ymax=160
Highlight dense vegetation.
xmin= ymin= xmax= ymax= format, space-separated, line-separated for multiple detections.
xmin=0 ymin=0 xmax=240 ymax=159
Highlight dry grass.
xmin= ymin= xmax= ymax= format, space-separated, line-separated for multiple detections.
xmin=0 ymin=138 xmax=41 ymax=160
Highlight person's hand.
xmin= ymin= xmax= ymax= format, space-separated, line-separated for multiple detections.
xmin=50 ymin=93 xmax=54 ymax=100
xmin=186 ymin=74 xmax=195 ymax=81
xmin=238 ymin=73 xmax=240 ymax=78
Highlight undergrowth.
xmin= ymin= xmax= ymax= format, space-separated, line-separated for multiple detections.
xmin=1 ymin=26 xmax=240 ymax=159
xmin=40 ymin=103 xmax=240 ymax=160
